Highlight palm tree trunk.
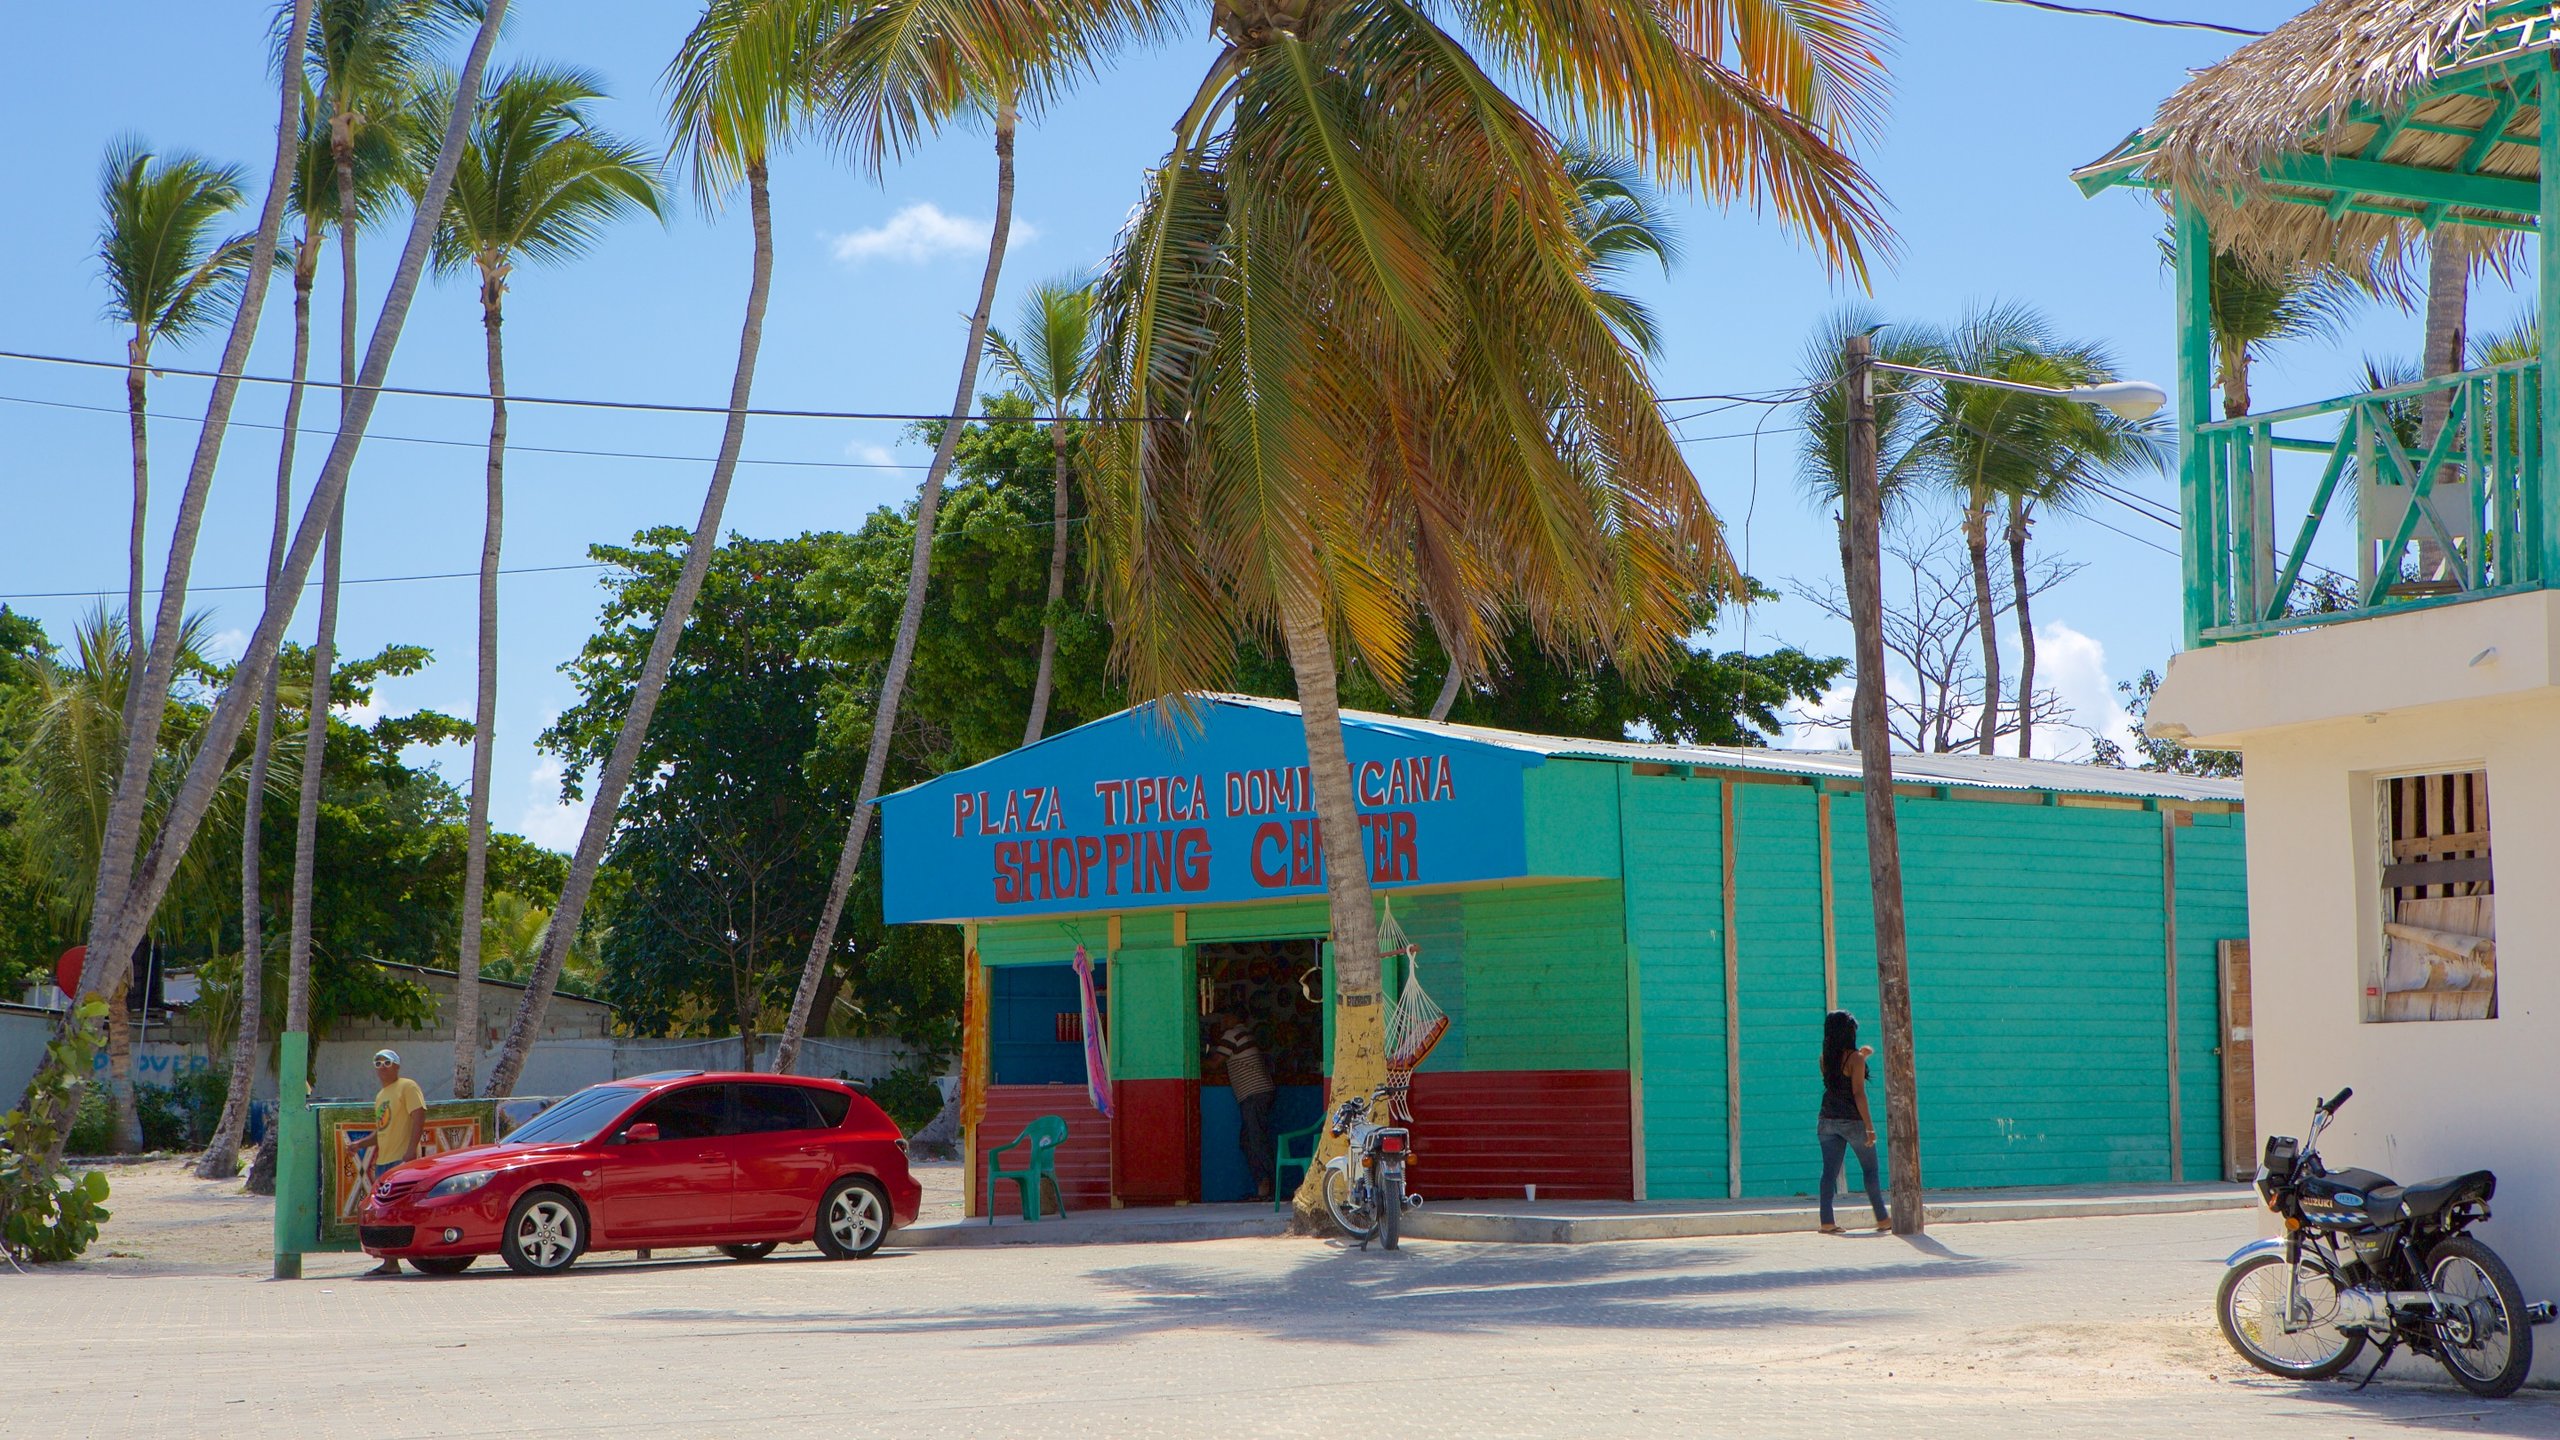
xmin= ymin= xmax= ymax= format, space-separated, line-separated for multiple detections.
xmin=1965 ymin=495 xmax=1999 ymax=754
xmin=2219 ymin=334 xmax=2251 ymax=421
xmin=1023 ymin=414 xmax=1069 ymax=745
xmin=76 ymin=0 xmax=317 ymax=1019
xmin=2417 ymin=234 xmax=2468 ymax=580
xmin=2007 ymin=495 xmax=2037 ymax=759
xmin=773 ymin=95 xmax=1020 ymax=1077
xmin=1426 ymin=609 xmax=1465 ymax=722
xmin=195 ymin=242 xmax=314 ymax=1181
xmin=1276 ymin=585 xmax=1389 ymax=1229
xmin=484 ymin=154 xmax=775 ymax=1098
xmin=61 ymin=0 xmax=508 ymax=1156
xmin=107 ymin=977 xmax=140 ymax=1153
xmin=123 ymin=333 xmax=151 ymax=711
xmin=454 ymin=271 xmax=507 ymax=1100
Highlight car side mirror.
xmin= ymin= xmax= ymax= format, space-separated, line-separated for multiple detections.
xmin=623 ymin=1122 xmax=661 ymax=1144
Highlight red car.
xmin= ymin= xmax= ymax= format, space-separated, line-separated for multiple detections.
xmin=359 ymin=1071 xmax=922 ymax=1276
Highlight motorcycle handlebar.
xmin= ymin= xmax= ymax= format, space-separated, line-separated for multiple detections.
xmin=2320 ymin=1086 xmax=2353 ymax=1115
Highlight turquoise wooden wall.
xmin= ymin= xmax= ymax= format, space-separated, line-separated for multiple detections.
xmin=964 ymin=758 xmax=2245 ymax=1200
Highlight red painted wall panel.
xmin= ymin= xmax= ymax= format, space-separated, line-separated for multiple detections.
xmin=974 ymin=1085 xmax=1112 ymax=1218
xmin=1403 ymin=1069 xmax=1632 ymax=1201
xmin=1112 ymin=1077 xmax=1197 ymax=1206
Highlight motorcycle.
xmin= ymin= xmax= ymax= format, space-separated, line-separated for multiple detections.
xmin=2217 ymin=1086 xmax=2554 ymax=1397
xmin=1323 ymin=1084 xmax=1421 ymax=1250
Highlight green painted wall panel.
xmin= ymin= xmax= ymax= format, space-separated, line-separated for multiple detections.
xmin=1734 ymin=783 xmax=1831 ymax=1197
xmin=1190 ymin=900 xmax=1329 ymax=943
xmin=1524 ymin=760 xmax=1623 ymax=880
xmin=1625 ymin=774 xmax=1729 ymax=1200
xmin=1109 ymin=947 xmax=1196 ymax=1081
xmin=1393 ymin=892 xmax=1468 ymax=1072
xmin=1458 ymin=881 xmax=1627 ymax=1072
xmin=2175 ymin=812 xmax=2246 ymax=1180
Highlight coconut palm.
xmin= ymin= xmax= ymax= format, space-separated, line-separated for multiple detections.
xmin=64 ymin=0 xmax=314 ymax=1165
xmin=2156 ymin=227 xmax=2364 ymax=422
xmin=94 ymin=141 xmax=253 ymax=716
xmin=1079 ymin=0 xmax=1889 ymax=1216
xmin=485 ymin=0 xmax=832 ymax=1098
xmin=60 ymin=0 xmax=504 ymax=1170
xmin=199 ymin=84 xmax=403 ymax=1182
xmin=412 ymin=63 xmax=664 ymax=1098
xmin=985 ymin=277 xmax=1096 ymax=746
xmin=17 ymin=612 xmax=273 ymax=1151
xmin=768 ymin=0 xmax=1162 ymax=1076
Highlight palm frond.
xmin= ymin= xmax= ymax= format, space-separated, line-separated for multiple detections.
xmin=96 ymin=138 xmax=254 ymax=347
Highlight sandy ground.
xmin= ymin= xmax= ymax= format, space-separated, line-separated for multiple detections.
xmin=55 ymin=1154 xmax=966 ymax=1278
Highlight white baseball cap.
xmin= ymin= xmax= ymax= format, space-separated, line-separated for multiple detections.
xmin=372 ymin=1049 xmax=401 ymax=1066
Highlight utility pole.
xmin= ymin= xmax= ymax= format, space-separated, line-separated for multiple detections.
xmin=1843 ymin=331 xmax=1925 ymax=1234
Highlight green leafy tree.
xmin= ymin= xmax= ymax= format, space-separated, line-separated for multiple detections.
xmin=984 ymin=278 xmax=1096 ymax=746
xmin=2090 ymin=669 xmax=2241 ymax=779
xmin=414 ymin=60 xmax=663 ymax=1096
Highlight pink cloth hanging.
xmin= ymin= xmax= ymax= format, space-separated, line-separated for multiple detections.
xmin=1072 ymin=944 xmax=1112 ymax=1118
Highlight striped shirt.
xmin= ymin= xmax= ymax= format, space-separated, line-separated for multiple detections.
xmin=1217 ymin=1026 xmax=1275 ymax=1101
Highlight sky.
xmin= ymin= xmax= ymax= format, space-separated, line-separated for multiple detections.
xmin=0 ymin=1 xmax=2530 ymax=852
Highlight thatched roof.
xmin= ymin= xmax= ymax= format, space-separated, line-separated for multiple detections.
xmin=2075 ymin=0 xmax=2545 ymax=265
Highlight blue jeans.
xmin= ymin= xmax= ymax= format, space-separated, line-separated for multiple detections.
xmin=1236 ymin=1091 xmax=1275 ymax=1193
xmin=1818 ymin=1117 xmax=1885 ymax=1226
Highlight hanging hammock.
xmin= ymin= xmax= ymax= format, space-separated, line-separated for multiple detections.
xmin=1379 ymin=901 xmax=1449 ymax=1122
xmin=1072 ymin=943 xmax=1113 ymax=1119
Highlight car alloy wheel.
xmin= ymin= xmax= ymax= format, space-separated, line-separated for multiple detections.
xmin=502 ymin=1191 xmax=583 ymax=1275
xmin=815 ymin=1177 xmax=889 ymax=1260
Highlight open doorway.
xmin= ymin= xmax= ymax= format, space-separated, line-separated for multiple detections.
xmin=1195 ymin=939 xmax=1323 ymax=1202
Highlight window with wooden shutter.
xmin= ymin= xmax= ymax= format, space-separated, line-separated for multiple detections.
xmin=2367 ymin=769 xmax=2496 ymax=1022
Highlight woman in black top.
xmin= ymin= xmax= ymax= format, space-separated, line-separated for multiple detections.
xmin=1818 ymin=1009 xmax=1888 ymax=1233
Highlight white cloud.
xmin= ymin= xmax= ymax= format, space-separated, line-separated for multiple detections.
xmin=208 ymin=628 xmax=249 ymax=664
xmin=2033 ymin=620 xmax=2136 ymax=762
xmin=843 ymin=440 xmax=900 ymax=467
xmin=518 ymin=755 xmax=589 ymax=852
xmin=827 ymin=203 xmax=1036 ymax=265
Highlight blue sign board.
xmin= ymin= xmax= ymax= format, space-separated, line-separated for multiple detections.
xmin=880 ymin=699 xmax=1544 ymax=924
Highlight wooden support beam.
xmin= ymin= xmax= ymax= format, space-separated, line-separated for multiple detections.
xmin=2258 ymin=153 xmax=2537 ymax=215
xmin=1616 ymin=765 xmax=1646 ymax=1202
xmin=1818 ymin=792 xmax=1838 ymax=1013
xmin=2540 ymin=64 xmax=2560 ymax=581
xmin=2175 ymin=196 xmax=2216 ymax=648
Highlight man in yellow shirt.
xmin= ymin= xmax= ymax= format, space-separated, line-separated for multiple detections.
xmin=364 ymin=1049 xmax=427 ymax=1277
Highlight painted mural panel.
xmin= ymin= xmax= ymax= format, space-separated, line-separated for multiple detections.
xmin=880 ymin=699 xmax=1546 ymax=924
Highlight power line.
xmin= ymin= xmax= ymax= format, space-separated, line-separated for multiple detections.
xmin=0 ymin=392 xmax=933 ymax=472
xmin=2 ymin=561 xmax=608 ymax=602
xmin=1978 ymin=0 xmax=2266 ymax=38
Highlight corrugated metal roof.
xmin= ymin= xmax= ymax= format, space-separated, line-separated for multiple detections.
xmin=1203 ymin=694 xmax=2244 ymax=805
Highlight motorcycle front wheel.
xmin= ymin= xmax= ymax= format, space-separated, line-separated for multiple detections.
xmin=1324 ymin=1165 xmax=1378 ymax=1241
xmin=2217 ymin=1252 xmax=2366 ymax=1380
xmin=2431 ymin=1235 xmax=2532 ymax=1398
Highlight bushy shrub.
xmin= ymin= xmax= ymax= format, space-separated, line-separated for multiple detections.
xmin=859 ymin=1065 xmax=948 ymax=1138
xmin=1 ymin=1001 xmax=115 ymax=1264
xmin=61 ymin=1084 xmax=112 ymax=1157
xmin=136 ymin=1071 xmax=227 ymax=1150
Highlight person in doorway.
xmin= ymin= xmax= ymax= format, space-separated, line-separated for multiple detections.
xmin=363 ymin=1049 xmax=427 ymax=1276
xmin=1817 ymin=1010 xmax=1888 ymax=1234
xmin=1212 ymin=1013 xmax=1277 ymax=1202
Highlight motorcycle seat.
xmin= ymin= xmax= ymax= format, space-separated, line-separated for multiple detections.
xmin=2364 ymin=1170 xmax=2495 ymax=1223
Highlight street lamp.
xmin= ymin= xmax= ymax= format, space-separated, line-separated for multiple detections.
xmin=1839 ymin=337 xmax=2166 ymax=1235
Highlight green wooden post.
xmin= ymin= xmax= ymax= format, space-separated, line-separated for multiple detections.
xmin=2174 ymin=196 xmax=2217 ymax=646
xmin=2538 ymin=66 xmax=2560 ymax=580
xmin=272 ymin=1030 xmax=313 ymax=1280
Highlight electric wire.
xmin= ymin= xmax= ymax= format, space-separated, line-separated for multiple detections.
xmin=1977 ymin=0 xmax=2266 ymax=38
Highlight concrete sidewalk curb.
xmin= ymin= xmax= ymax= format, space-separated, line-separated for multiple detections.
xmin=894 ymin=1207 xmax=1290 ymax=1249
xmin=1404 ymin=1185 xmax=2260 ymax=1244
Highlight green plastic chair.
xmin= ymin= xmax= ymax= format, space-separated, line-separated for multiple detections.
xmin=1273 ymin=1120 xmax=1321 ymax=1211
xmin=984 ymin=1115 xmax=1069 ymax=1223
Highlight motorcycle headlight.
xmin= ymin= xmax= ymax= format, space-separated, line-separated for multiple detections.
xmin=423 ymin=1170 xmax=495 ymax=1200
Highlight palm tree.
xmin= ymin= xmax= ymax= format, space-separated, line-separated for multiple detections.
xmin=984 ymin=277 xmax=1096 ymax=746
xmin=95 ymin=141 xmax=253 ymax=722
xmin=281 ymin=0 xmax=481 ymax=1049
xmin=414 ymin=63 xmax=664 ymax=1099
xmin=486 ymin=0 xmax=831 ymax=1098
xmin=200 ymin=84 xmax=400 ymax=1181
xmin=2155 ymin=228 xmax=2364 ymax=422
xmin=1081 ymin=0 xmax=1889 ymax=1216
xmin=16 ymin=613 xmax=271 ymax=1152
xmin=1797 ymin=308 xmax=1948 ymax=552
xmin=64 ymin=0 xmax=315 ymax=1162
xmin=768 ymin=0 xmax=1154 ymax=1076
xmin=59 ymin=0 xmax=505 ymax=1167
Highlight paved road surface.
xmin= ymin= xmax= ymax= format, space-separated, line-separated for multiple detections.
xmin=9 ymin=1205 xmax=2559 ymax=1438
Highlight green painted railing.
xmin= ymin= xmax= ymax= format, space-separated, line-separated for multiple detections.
xmin=2190 ymin=358 xmax=2549 ymax=643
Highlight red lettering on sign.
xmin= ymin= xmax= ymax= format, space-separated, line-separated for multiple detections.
xmin=1250 ymin=823 xmax=1288 ymax=886
xmin=1175 ymin=827 xmax=1210 ymax=891
xmin=954 ymin=792 xmax=976 ymax=839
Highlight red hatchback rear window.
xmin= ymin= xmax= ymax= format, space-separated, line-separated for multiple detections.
xmin=808 ymin=1087 xmax=852 ymax=1128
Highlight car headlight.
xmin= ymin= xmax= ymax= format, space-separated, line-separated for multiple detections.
xmin=424 ymin=1170 xmax=496 ymax=1200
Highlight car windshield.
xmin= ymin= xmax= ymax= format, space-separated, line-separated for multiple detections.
xmin=499 ymin=1085 xmax=642 ymax=1147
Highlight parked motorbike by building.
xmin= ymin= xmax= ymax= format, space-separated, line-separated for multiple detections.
xmin=2217 ymin=1086 xmax=2553 ymax=1397
xmin=1323 ymin=1084 xmax=1420 ymax=1250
